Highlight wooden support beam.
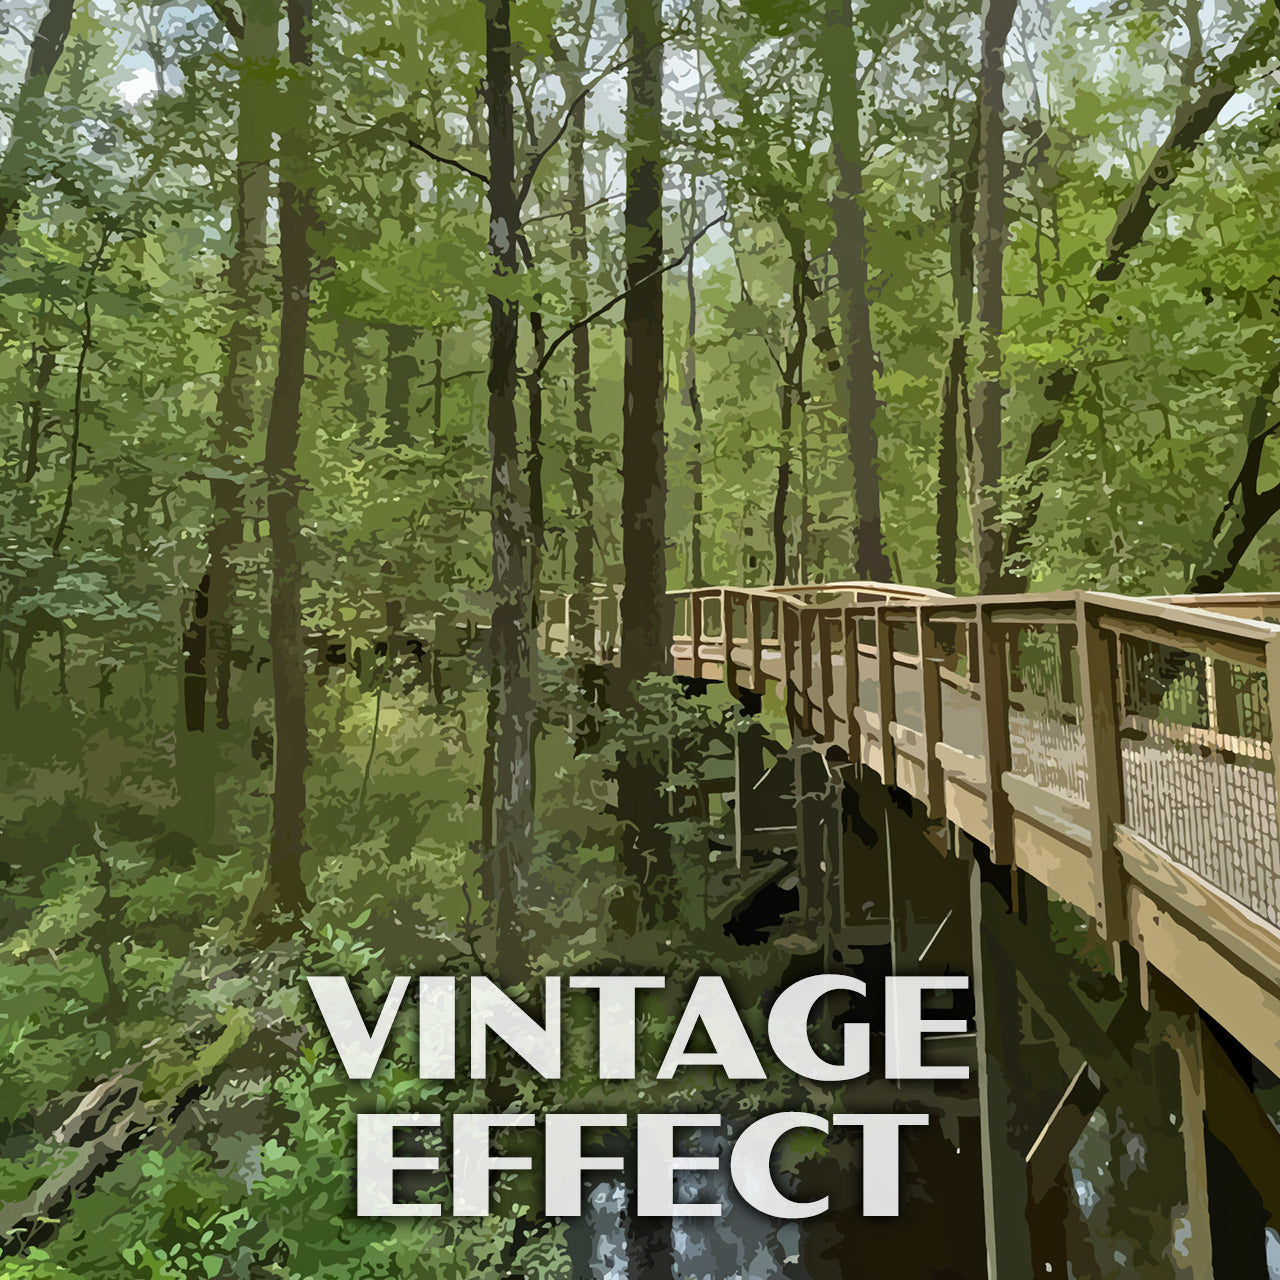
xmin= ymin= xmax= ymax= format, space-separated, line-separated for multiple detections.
xmin=1025 ymin=1061 xmax=1105 ymax=1203
xmin=970 ymin=856 xmax=1036 ymax=1278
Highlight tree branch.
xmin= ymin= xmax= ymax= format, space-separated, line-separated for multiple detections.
xmin=207 ymin=0 xmax=244 ymax=40
xmin=536 ymin=214 xmax=726 ymax=376
xmin=524 ymin=190 xmax=624 ymax=224
xmin=516 ymin=50 xmax=631 ymax=211
xmin=402 ymin=136 xmax=488 ymax=185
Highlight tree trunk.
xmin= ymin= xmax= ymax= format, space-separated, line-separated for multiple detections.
xmin=936 ymin=111 xmax=979 ymax=589
xmin=253 ymin=0 xmax=314 ymax=930
xmin=195 ymin=3 xmax=277 ymax=733
xmin=969 ymin=0 xmax=1018 ymax=594
xmin=0 ymin=0 xmax=74 ymax=248
xmin=1188 ymin=354 xmax=1280 ymax=592
xmin=770 ymin=229 xmax=811 ymax=586
xmin=619 ymin=0 xmax=668 ymax=683
xmin=822 ymin=0 xmax=892 ymax=582
xmin=381 ymin=321 xmax=418 ymax=448
xmin=685 ymin=193 xmax=706 ymax=589
xmin=482 ymin=0 xmax=536 ymax=986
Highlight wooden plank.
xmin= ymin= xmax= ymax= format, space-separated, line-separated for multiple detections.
xmin=818 ymin=611 xmax=836 ymax=742
xmin=1114 ymin=826 xmax=1280 ymax=993
xmin=1077 ymin=597 xmax=1127 ymax=945
xmin=798 ymin=606 xmax=815 ymax=736
xmin=1099 ymin=613 xmax=1265 ymax=671
xmin=1129 ymin=885 xmax=1280 ymax=1078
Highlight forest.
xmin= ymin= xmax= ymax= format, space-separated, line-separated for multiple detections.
xmin=1 ymin=0 xmax=1279 ymax=1273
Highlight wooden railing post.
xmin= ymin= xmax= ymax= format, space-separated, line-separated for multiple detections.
xmin=1267 ymin=638 xmax=1280 ymax=831
xmin=844 ymin=607 xmax=861 ymax=764
xmin=748 ymin=593 xmax=763 ymax=694
xmin=693 ymin=591 xmax=706 ymax=680
xmin=919 ymin=606 xmax=945 ymax=819
xmin=782 ymin=602 xmax=799 ymax=734
xmin=723 ymin=590 xmax=738 ymax=695
xmin=976 ymin=603 xmax=1015 ymax=861
xmin=1076 ymin=596 xmax=1126 ymax=945
xmin=799 ymin=606 xmax=815 ymax=735
xmin=875 ymin=606 xmax=897 ymax=785
xmin=818 ymin=609 xmax=835 ymax=742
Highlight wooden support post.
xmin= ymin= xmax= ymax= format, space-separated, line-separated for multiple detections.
xmin=723 ymin=591 xmax=738 ymax=696
xmin=794 ymin=749 xmax=833 ymax=938
xmin=875 ymin=608 xmax=897 ymax=786
xmin=976 ymin=604 xmax=1015 ymax=863
xmin=919 ymin=607 xmax=945 ymax=820
xmin=969 ymin=854 xmax=1036 ymax=1278
xmin=844 ymin=607 xmax=861 ymax=764
xmin=733 ymin=714 xmax=765 ymax=872
xmin=1076 ymin=596 xmax=1127 ymax=946
xmin=1156 ymin=998 xmax=1215 ymax=1279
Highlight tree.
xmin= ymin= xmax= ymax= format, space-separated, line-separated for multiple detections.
xmin=253 ymin=0 xmax=316 ymax=930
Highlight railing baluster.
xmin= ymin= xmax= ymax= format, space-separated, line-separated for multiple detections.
xmin=691 ymin=590 xmax=703 ymax=680
xmin=799 ymin=607 xmax=815 ymax=736
xmin=919 ymin=605 xmax=945 ymax=819
xmin=844 ymin=606 xmax=861 ymax=764
xmin=819 ymin=609 xmax=835 ymax=742
xmin=749 ymin=593 xmax=763 ymax=694
xmin=875 ymin=606 xmax=896 ymax=785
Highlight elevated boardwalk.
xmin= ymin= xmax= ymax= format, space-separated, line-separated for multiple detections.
xmin=657 ymin=582 xmax=1280 ymax=1078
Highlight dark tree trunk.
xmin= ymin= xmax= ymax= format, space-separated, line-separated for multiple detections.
xmin=969 ymin=0 xmax=1018 ymax=594
xmin=194 ymin=2 xmax=276 ymax=733
xmin=482 ymin=0 xmax=536 ymax=986
xmin=381 ymin=322 xmax=418 ymax=447
xmin=619 ymin=0 xmax=668 ymax=683
xmin=0 ymin=0 xmax=74 ymax=247
xmin=822 ymin=0 xmax=892 ymax=581
xmin=936 ymin=111 xmax=979 ymax=590
xmin=685 ymin=195 xmax=705 ymax=589
xmin=614 ymin=0 xmax=671 ymax=923
xmin=771 ymin=227 xmax=810 ymax=587
xmin=1188 ymin=354 xmax=1280 ymax=593
xmin=254 ymin=0 xmax=314 ymax=929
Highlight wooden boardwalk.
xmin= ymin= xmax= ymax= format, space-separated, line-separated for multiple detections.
xmin=654 ymin=582 xmax=1280 ymax=1077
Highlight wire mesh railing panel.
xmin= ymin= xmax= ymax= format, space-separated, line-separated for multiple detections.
xmin=1005 ymin=623 xmax=1088 ymax=803
xmin=1119 ymin=636 xmax=1280 ymax=927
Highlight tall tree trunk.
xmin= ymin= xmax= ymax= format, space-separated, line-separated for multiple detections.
xmin=193 ymin=2 xmax=276 ymax=734
xmin=772 ymin=227 xmax=810 ymax=586
xmin=936 ymin=110 xmax=979 ymax=590
xmin=615 ymin=0 xmax=671 ymax=923
xmin=684 ymin=190 xmax=705 ymax=588
xmin=381 ymin=322 xmax=418 ymax=448
xmin=482 ymin=0 xmax=535 ymax=986
xmin=0 ymin=0 xmax=74 ymax=248
xmin=253 ymin=0 xmax=314 ymax=930
xmin=969 ymin=0 xmax=1018 ymax=594
xmin=822 ymin=0 xmax=892 ymax=582
xmin=619 ymin=0 xmax=668 ymax=683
